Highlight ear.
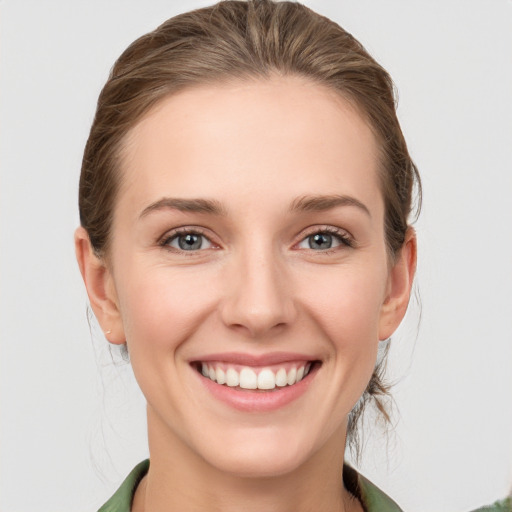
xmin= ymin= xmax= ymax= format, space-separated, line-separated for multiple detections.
xmin=379 ymin=228 xmax=417 ymax=340
xmin=74 ymin=227 xmax=125 ymax=344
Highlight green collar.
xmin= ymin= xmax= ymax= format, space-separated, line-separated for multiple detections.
xmin=98 ymin=460 xmax=149 ymax=512
xmin=97 ymin=459 xmax=403 ymax=512
xmin=97 ymin=459 xmax=511 ymax=512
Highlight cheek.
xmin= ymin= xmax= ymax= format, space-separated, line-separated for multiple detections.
xmin=296 ymin=261 xmax=388 ymax=395
xmin=299 ymin=264 xmax=388 ymax=338
xmin=117 ymin=266 xmax=218 ymax=352
xmin=114 ymin=266 xmax=221 ymax=418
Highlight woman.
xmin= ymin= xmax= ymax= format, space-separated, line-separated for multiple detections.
xmin=73 ymin=1 xmax=510 ymax=511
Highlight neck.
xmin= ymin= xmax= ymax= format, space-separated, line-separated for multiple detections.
xmin=133 ymin=409 xmax=363 ymax=512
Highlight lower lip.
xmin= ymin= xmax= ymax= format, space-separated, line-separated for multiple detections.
xmin=195 ymin=365 xmax=318 ymax=412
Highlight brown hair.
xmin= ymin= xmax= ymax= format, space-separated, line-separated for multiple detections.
xmin=79 ymin=0 xmax=421 ymax=456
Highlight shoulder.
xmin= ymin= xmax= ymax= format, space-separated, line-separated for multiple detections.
xmin=97 ymin=460 xmax=149 ymax=512
xmin=344 ymin=465 xmax=511 ymax=512
xmin=469 ymin=497 xmax=512 ymax=512
xmin=343 ymin=465 xmax=404 ymax=512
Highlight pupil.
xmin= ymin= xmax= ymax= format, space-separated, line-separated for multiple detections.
xmin=310 ymin=233 xmax=332 ymax=249
xmin=179 ymin=234 xmax=202 ymax=250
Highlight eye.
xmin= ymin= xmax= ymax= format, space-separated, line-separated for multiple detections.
xmin=296 ymin=229 xmax=353 ymax=251
xmin=162 ymin=230 xmax=214 ymax=251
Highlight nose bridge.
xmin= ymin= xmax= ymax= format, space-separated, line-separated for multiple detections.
xmin=220 ymin=237 xmax=295 ymax=337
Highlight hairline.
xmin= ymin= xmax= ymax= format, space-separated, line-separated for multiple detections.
xmin=100 ymin=72 xmax=395 ymax=262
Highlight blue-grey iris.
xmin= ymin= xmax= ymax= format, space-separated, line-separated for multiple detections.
xmin=178 ymin=234 xmax=203 ymax=250
xmin=309 ymin=233 xmax=332 ymax=250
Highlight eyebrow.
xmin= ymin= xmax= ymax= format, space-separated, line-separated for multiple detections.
xmin=290 ymin=194 xmax=371 ymax=217
xmin=139 ymin=194 xmax=370 ymax=219
xmin=139 ymin=197 xmax=226 ymax=219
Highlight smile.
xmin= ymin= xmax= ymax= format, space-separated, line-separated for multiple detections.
xmin=191 ymin=353 xmax=320 ymax=411
xmin=199 ymin=362 xmax=313 ymax=390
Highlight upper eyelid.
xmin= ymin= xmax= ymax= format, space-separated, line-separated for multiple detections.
xmin=159 ymin=227 xmax=215 ymax=247
xmin=160 ymin=226 xmax=208 ymax=238
xmin=296 ymin=225 xmax=352 ymax=240
xmin=293 ymin=226 xmax=355 ymax=250
xmin=157 ymin=224 xmax=353 ymax=247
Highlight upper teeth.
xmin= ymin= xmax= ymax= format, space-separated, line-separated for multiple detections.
xmin=201 ymin=363 xmax=311 ymax=390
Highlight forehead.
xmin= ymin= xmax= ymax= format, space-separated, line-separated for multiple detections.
xmin=118 ymin=76 xmax=382 ymax=219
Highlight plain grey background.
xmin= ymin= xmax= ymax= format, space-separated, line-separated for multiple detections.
xmin=1 ymin=1 xmax=511 ymax=511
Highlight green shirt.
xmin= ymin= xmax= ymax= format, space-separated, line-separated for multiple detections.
xmin=97 ymin=459 xmax=511 ymax=512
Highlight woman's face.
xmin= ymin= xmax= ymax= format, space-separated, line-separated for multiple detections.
xmin=82 ymin=77 xmax=413 ymax=477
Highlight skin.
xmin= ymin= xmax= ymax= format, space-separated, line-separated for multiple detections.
xmin=76 ymin=76 xmax=416 ymax=512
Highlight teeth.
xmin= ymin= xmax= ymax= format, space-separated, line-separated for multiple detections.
xmin=239 ymin=368 xmax=257 ymax=389
xmin=216 ymin=367 xmax=226 ymax=385
xmin=226 ymin=368 xmax=239 ymax=387
xmin=257 ymin=369 xmax=276 ymax=390
xmin=275 ymin=368 xmax=288 ymax=387
xmin=200 ymin=363 xmax=312 ymax=390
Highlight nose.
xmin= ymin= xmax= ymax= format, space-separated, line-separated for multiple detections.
xmin=219 ymin=244 xmax=297 ymax=339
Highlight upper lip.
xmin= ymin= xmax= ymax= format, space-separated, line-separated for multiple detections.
xmin=190 ymin=352 xmax=319 ymax=366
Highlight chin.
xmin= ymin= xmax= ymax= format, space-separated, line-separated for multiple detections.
xmin=198 ymin=428 xmax=318 ymax=479
xmin=212 ymin=452 xmax=306 ymax=479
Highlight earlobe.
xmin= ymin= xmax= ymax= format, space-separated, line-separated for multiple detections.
xmin=74 ymin=227 xmax=126 ymax=344
xmin=378 ymin=228 xmax=417 ymax=341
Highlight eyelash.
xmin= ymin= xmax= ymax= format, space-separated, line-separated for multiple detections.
xmin=158 ymin=226 xmax=354 ymax=254
xmin=159 ymin=228 xmax=215 ymax=254
xmin=297 ymin=226 xmax=355 ymax=252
